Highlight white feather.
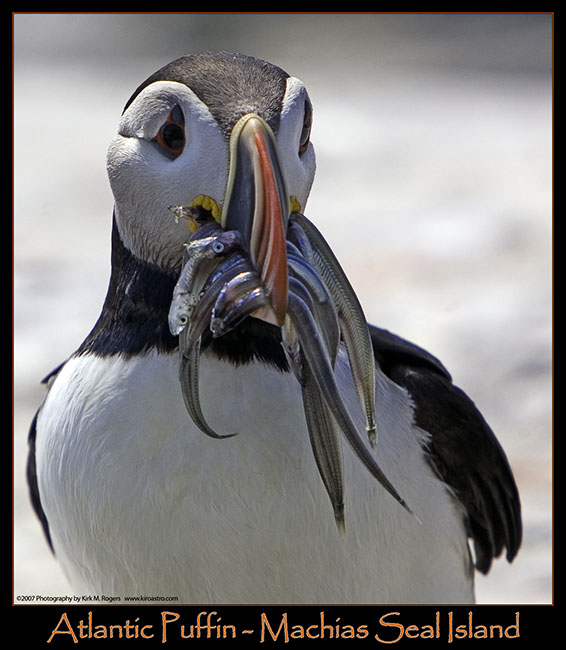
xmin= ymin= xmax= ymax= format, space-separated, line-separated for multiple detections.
xmin=36 ymin=348 xmax=474 ymax=603
xmin=107 ymin=81 xmax=228 ymax=269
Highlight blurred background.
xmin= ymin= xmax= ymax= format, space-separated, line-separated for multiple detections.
xmin=14 ymin=13 xmax=552 ymax=604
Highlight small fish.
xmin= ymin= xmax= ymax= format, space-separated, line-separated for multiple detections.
xmin=210 ymin=271 xmax=269 ymax=338
xmin=286 ymin=291 xmax=410 ymax=516
xmin=287 ymin=249 xmax=340 ymax=366
xmin=301 ymin=361 xmax=345 ymax=532
xmin=289 ymin=212 xmax=378 ymax=449
xmin=182 ymin=257 xmax=253 ymax=354
xmin=178 ymin=330 xmax=237 ymax=440
xmin=168 ymin=230 xmax=244 ymax=336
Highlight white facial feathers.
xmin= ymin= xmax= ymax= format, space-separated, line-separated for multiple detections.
xmin=278 ymin=76 xmax=316 ymax=211
xmin=107 ymin=81 xmax=228 ymax=269
xmin=107 ymin=76 xmax=316 ymax=270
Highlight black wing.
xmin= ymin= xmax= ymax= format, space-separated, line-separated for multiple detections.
xmin=369 ymin=325 xmax=522 ymax=574
xmin=26 ymin=363 xmax=66 ymax=553
xmin=27 ymin=411 xmax=53 ymax=552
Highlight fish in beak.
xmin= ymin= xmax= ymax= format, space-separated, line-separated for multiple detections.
xmin=167 ymin=114 xmax=415 ymax=530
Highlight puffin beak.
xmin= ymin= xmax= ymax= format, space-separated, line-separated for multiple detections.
xmin=221 ymin=114 xmax=289 ymax=327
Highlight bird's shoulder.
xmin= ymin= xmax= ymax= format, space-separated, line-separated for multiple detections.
xmin=369 ymin=324 xmax=522 ymax=574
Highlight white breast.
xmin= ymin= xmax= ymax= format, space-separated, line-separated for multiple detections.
xmin=35 ymin=348 xmax=474 ymax=603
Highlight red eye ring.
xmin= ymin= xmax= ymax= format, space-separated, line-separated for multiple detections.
xmin=153 ymin=105 xmax=185 ymax=158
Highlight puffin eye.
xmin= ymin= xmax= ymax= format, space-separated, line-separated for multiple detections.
xmin=153 ymin=104 xmax=185 ymax=158
xmin=299 ymin=101 xmax=312 ymax=156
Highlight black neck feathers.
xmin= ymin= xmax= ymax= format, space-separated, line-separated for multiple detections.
xmin=76 ymin=219 xmax=179 ymax=357
xmin=76 ymin=218 xmax=288 ymax=371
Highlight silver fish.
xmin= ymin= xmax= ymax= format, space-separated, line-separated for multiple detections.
xmin=183 ymin=258 xmax=253 ymax=353
xmin=210 ymin=271 xmax=268 ymax=338
xmin=173 ymin=218 xmax=248 ymax=439
xmin=177 ymin=251 xmax=253 ymax=440
xmin=286 ymin=291 xmax=411 ymax=516
xmin=301 ymin=362 xmax=345 ymax=532
xmin=168 ymin=230 xmax=244 ymax=336
xmin=287 ymin=247 xmax=340 ymax=365
xmin=178 ymin=329 xmax=237 ymax=440
xmin=281 ymin=315 xmax=345 ymax=530
xmin=289 ymin=212 xmax=378 ymax=449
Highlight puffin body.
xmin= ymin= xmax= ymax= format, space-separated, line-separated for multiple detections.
xmin=28 ymin=52 xmax=521 ymax=603
xmin=33 ymin=347 xmax=472 ymax=603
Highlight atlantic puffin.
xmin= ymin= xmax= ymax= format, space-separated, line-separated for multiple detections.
xmin=27 ymin=51 xmax=521 ymax=604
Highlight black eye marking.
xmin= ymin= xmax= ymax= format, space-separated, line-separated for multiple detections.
xmin=299 ymin=100 xmax=313 ymax=156
xmin=153 ymin=104 xmax=185 ymax=158
xmin=170 ymin=103 xmax=184 ymax=125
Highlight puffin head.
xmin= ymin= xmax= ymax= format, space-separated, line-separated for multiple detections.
xmin=107 ymin=51 xmax=316 ymax=324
